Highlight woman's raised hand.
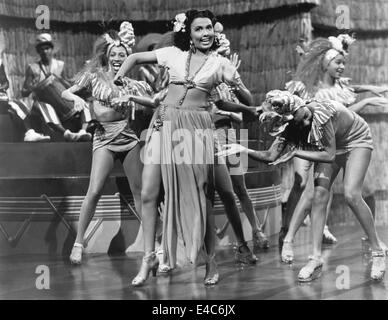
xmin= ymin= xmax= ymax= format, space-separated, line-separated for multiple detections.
xmin=229 ymin=53 xmax=241 ymax=70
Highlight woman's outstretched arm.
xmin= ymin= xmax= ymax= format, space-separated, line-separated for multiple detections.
xmin=114 ymin=51 xmax=158 ymax=82
xmin=220 ymin=136 xmax=288 ymax=163
xmin=246 ymin=136 xmax=288 ymax=163
xmin=215 ymin=99 xmax=257 ymax=118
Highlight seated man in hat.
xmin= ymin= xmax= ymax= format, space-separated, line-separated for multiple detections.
xmin=1 ymin=52 xmax=50 ymax=141
xmin=19 ymin=33 xmax=91 ymax=141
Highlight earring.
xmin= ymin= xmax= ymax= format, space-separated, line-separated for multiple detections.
xmin=190 ymin=40 xmax=196 ymax=53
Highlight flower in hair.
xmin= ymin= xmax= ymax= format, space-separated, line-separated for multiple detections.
xmin=173 ymin=13 xmax=187 ymax=32
xmin=216 ymin=33 xmax=231 ymax=56
xmin=328 ymin=34 xmax=355 ymax=56
xmin=214 ymin=22 xmax=230 ymax=56
xmin=118 ymin=21 xmax=136 ymax=48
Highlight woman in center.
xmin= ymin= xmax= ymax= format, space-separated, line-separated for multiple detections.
xmin=115 ymin=9 xmax=258 ymax=286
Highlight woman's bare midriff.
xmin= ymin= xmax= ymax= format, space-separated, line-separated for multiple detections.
xmin=163 ymin=84 xmax=210 ymax=108
xmin=92 ymin=101 xmax=127 ymax=122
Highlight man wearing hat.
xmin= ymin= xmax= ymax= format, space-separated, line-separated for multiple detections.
xmin=18 ymin=33 xmax=91 ymax=141
xmin=1 ymin=43 xmax=50 ymax=141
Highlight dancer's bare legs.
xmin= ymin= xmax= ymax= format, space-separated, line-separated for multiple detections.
xmin=132 ymin=131 xmax=161 ymax=286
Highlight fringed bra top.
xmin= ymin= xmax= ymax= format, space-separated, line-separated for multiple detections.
xmin=286 ymin=78 xmax=357 ymax=107
xmin=315 ymin=78 xmax=357 ymax=107
xmin=154 ymin=46 xmax=240 ymax=98
xmin=74 ymin=70 xmax=153 ymax=118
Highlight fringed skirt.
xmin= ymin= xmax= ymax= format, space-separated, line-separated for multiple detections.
xmin=93 ymin=119 xmax=139 ymax=153
xmin=147 ymin=104 xmax=215 ymax=268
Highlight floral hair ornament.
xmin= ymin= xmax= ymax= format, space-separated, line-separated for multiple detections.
xmin=323 ymin=34 xmax=355 ymax=67
xmin=105 ymin=21 xmax=136 ymax=56
xmin=173 ymin=13 xmax=187 ymax=33
xmin=214 ymin=22 xmax=231 ymax=56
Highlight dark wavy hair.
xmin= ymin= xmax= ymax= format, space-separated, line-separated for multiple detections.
xmin=173 ymin=9 xmax=219 ymax=51
xmin=283 ymin=120 xmax=313 ymax=149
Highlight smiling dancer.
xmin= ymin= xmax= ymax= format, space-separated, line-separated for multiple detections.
xmin=114 ymin=10 xmax=258 ymax=286
xmin=62 ymin=22 xmax=157 ymax=264
xmin=281 ymin=35 xmax=388 ymax=263
xmin=219 ymin=90 xmax=386 ymax=282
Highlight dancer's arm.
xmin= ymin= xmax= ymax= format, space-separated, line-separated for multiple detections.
xmin=227 ymin=53 xmax=253 ymax=106
xmin=272 ymin=123 xmax=336 ymax=165
xmin=111 ymin=93 xmax=161 ymax=109
xmin=348 ymin=96 xmax=388 ymax=113
xmin=232 ymin=79 xmax=253 ymax=106
xmin=219 ymin=136 xmax=288 ymax=163
xmin=114 ymin=52 xmax=157 ymax=83
xmin=215 ymin=109 xmax=243 ymax=123
xmin=215 ymin=99 xmax=257 ymax=118
xmin=351 ymin=84 xmax=388 ymax=95
xmin=246 ymin=136 xmax=288 ymax=162
xmin=62 ymin=84 xmax=89 ymax=111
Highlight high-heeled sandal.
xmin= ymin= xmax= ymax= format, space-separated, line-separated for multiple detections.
xmin=156 ymin=249 xmax=172 ymax=274
xmin=204 ymin=254 xmax=219 ymax=286
xmin=235 ymin=242 xmax=258 ymax=265
xmin=69 ymin=242 xmax=84 ymax=265
xmin=131 ymin=252 xmax=159 ymax=287
xmin=371 ymin=250 xmax=386 ymax=281
xmin=322 ymin=226 xmax=337 ymax=244
xmin=252 ymin=229 xmax=269 ymax=251
xmin=281 ymin=240 xmax=294 ymax=264
xmin=298 ymin=255 xmax=323 ymax=282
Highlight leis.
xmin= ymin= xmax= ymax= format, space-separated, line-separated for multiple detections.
xmin=173 ymin=13 xmax=187 ymax=33
xmin=104 ymin=21 xmax=135 ymax=55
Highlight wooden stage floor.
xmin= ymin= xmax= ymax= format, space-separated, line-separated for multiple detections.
xmin=0 ymin=225 xmax=387 ymax=300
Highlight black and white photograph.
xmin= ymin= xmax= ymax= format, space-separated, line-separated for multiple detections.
xmin=0 ymin=0 xmax=387 ymax=304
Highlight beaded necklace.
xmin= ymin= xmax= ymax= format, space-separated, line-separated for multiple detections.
xmin=176 ymin=49 xmax=211 ymax=105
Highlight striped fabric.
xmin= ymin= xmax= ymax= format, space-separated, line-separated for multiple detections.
xmin=307 ymin=100 xmax=337 ymax=150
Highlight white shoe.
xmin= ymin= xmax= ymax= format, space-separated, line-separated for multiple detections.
xmin=24 ymin=129 xmax=50 ymax=142
xmin=64 ymin=129 xmax=92 ymax=142
xmin=371 ymin=250 xmax=386 ymax=281
xmin=69 ymin=242 xmax=84 ymax=265
xmin=156 ymin=249 xmax=172 ymax=273
xmin=298 ymin=255 xmax=323 ymax=282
